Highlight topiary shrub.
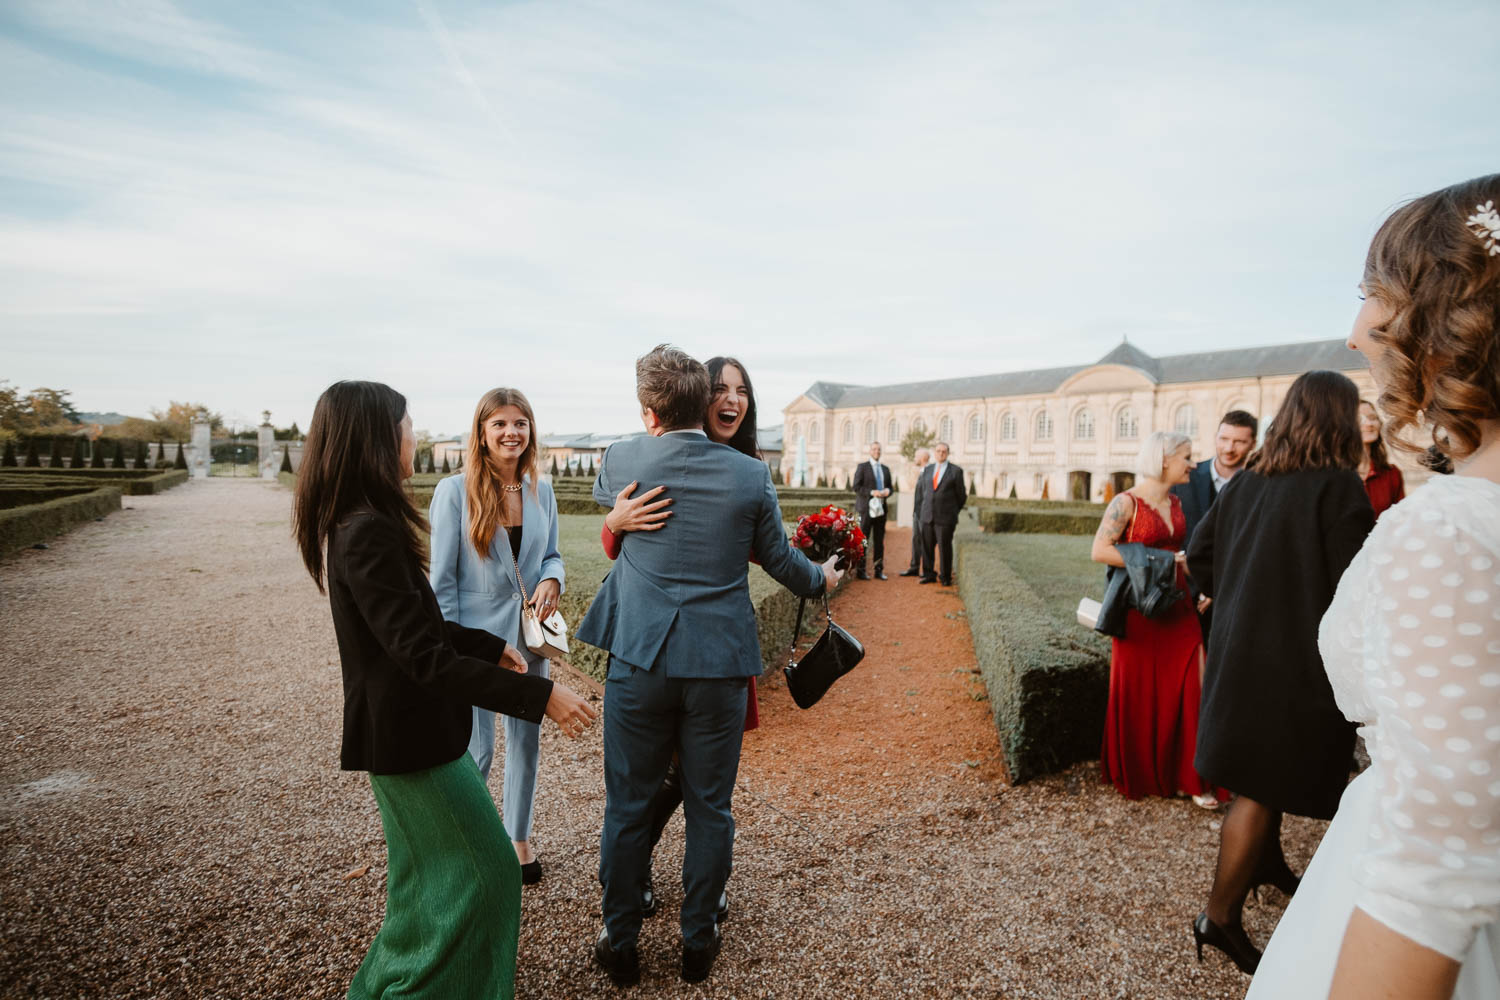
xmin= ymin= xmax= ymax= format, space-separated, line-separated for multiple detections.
xmin=425 ymin=451 xmax=435 ymax=474
xmin=136 ymin=440 xmax=148 ymax=468
xmin=771 ymin=464 xmax=783 ymax=485
xmin=549 ymin=456 xmax=559 ymax=477
xmin=111 ymin=442 xmax=126 ymax=469
xmin=441 ymin=454 xmax=451 ymax=474
xmin=1009 ymin=483 xmax=1018 ymax=498
xmin=969 ymin=475 xmax=977 ymax=496
xmin=174 ymin=443 xmax=187 ymax=470
xmin=26 ymin=441 xmax=41 ymax=467
xmin=1 ymin=441 xmax=15 ymax=468
xmin=89 ymin=441 xmax=105 ymax=468
xmin=957 ymin=534 xmax=1108 ymax=782
xmin=280 ymin=444 xmax=293 ymax=474
xmin=70 ymin=438 xmax=85 ymax=468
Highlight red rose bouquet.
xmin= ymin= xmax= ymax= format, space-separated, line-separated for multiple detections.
xmin=791 ymin=504 xmax=866 ymax=571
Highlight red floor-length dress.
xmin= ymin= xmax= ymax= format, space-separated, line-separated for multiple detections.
xmin=1100 ymin=494 xmax=1215 ymax=799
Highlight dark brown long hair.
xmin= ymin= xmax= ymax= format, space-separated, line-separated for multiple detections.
xmin=463 ymin=387 xmax=540 ymax=559
xmin=1359 ymin=400 xmax=1392 ymax=472
xmin=1249 ymin=370 xmax=1362 ymax=477
xmin=705 ymin=356 xmax=760 ymax=459
xmin=1363 ymin=173 xmax=1500 ymax=462
xmin=293 ymin=381 xmax=425 ymax=593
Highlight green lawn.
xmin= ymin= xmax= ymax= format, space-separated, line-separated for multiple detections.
xmin=979 ymin=533 xmax=1107 ymax=632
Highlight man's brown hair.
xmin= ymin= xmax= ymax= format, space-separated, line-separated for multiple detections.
xmin=636 ymin=344 xmax=711 ymax=430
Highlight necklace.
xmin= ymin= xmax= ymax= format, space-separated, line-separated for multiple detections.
xmin=501 ymin=482 xmax=522 ymax=493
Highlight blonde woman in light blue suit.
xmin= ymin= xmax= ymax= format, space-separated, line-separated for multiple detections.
xmin=430 ymin=387 xmax=565 ymax=886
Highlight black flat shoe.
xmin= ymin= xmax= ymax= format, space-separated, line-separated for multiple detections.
xmin=1193 ymin=912 xmax=1260 ymax=974
xmin=918 ymin=577 xmax=937 ymax=584
xmin=595 ymin=928 xmax=641 ymax=987
xmin=715 ymin=890 xmax=729 ymax=924
xmin=898 ymin=569 xmax=919 ymax=577
xmin=681 ymin=924 xmax=722 ymax=983
xmin=520 ymin=859 xmax=542 ymax=886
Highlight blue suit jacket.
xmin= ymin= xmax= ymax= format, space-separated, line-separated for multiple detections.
xmin=1171 ymin=461 xmax=1216 ymax=549
xmin=576 ymin=432 xmax=825 ymax=678
xmin=428 ymin=474 xmax=565 ymax=670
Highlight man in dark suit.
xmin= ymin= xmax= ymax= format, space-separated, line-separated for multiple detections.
xmin=1171 ymin=409 xmax=1257 ymax=640
xmin=899 ymin=446 xmax=930 ymax=576
xmin=578 ymin=346 xmax=837 ymax=986
xmin=851 ymin=441 xmax=894 ymax=580
xmin=1172 ymin=409 xmax=1258 ymax=548
xmin=918 ymin=441 xmax=966 ymax=586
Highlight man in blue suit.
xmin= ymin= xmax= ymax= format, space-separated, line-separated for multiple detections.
xmin=578 ymin=345 xmax=838 ymax=986
xmin=1171 ymin=409 xmax=1257 ymax=642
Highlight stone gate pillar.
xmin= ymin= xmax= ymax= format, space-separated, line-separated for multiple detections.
xmin=258 ymin=419 xmax=277 ymax=480
xmin=190 ymin=418 xmax=212 ymax=479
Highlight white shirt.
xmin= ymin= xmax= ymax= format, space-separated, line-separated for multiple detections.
xmin=1318 ymin=474 xmax=1500 ymax=960
xmin=1210 ymin=459 xmax=1234 ymax=494
xmin=933 ymin=461 xmax=948 ymax=485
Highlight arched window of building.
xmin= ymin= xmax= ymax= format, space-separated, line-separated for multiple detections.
xmin=841 ymin=420 xmax=853 ymax=446
xmin=810 ymin=423 xmax=820 ymax=443
xmin=1174 ymin=403 xmax=1198 ymax=437
xmin=999 ymin=412 xmax=1017 ymax=441
xmin=863 ymin=420 xmax=875 ymax=445
xmin=967 ymin=413 xmax=984 ymax=442
xmin=1033 ymin=472 xmax=1044 ymax=493
xmin=998 ymin=471 xmax=1009 ymax=494
xmin=789 ymin=422 xmax=800 ymax=443
xmin=939 ymin=415 xmax=953 ymax=441
xmin=912 ymin=416 xmax=926 ymax=433
xmin=1116 ymin=406 xmax=1138 ymax=440
xmin=1074 ymin=410 xmax=1095 ymax=441
xmin=887 ymin=419 xmax=899 ymax=442
xmin=1035 ymin=410 xmax=1054 ymax=442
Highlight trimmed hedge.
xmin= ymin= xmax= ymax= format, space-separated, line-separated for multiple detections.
xmin=0 ymin=486 xmax=122 ymax=557
xmin=978 ymin=508 xmax=1100 ymax=535
xmin=0 ymin=485 xmax=99 ymax=509
xmin=0 ymin=467 xmax=189 ymax=496
xmin=957 ymin=533 xmax=1109 ymax=782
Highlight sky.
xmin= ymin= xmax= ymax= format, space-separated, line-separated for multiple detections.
xmin=2 ymin=0 xmax=1497 ymax=438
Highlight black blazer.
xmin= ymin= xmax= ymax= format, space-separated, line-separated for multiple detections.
xmin=851 ymin=461 xmax=893 ymax=515
xmin=1170 ymin=461 xmax=1216 ymax=549
xmin=328 ymin=509 xmax=554 ymax=775
xmin=918 ymin=462 xmax=967 ymax=527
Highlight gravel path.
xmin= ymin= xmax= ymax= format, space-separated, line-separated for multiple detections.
xmin=0 ymin=482 xmax=1319 ymax=998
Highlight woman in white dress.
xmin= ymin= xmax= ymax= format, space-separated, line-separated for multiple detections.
xmin=1248 ymin=174 xmax=1500 ymax=998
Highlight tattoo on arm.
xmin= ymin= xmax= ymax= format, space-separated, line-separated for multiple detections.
xmin=1096 ymin=494 xmax=1134 ymax=546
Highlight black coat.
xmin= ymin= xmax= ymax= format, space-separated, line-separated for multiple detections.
xmin=851 ymin=460 xmax=894 ymax=516
xmin=918 ymin=463 xmax=967 ymax=527
xmin=328 ymin=509 xmax=554 ymax=775
xmin=1095 ymin=542 xmax=1186 ymax=637
xmin=1185 ymin=467 xmax=1373 ymax=818
xmin=1170 ymin=460 xmax=1217 ymax=549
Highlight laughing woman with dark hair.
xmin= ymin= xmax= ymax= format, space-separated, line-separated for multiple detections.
xmin=1185 ymin=369 xmax=1375 ymax=975
xmin=292 ymin=381 xmax=595 ymax=999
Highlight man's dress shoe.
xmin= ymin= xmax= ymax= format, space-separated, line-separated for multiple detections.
xmin=594 ymin=928 xmax=641 ymax=987
xmin=918 ymin=577 xmax=937 ymax=584
xmin=898 ymin=569 xmax=919 ymax=577
xmin=681 ymin=924 xmax=722 ymax=983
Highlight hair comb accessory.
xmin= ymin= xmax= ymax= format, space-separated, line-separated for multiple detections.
xmin=1466 ymin=200 xmax=1500 ymax=256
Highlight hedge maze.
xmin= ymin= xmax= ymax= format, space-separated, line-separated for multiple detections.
xmin=0 ymin=467 xmax=190 ymax=558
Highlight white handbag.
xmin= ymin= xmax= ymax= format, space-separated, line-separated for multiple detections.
xmin=514 ymin=562 xmax=568 ymax=659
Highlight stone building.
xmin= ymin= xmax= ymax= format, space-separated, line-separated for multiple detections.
xmin=780 ymin=338 xmax=1413 ymax=500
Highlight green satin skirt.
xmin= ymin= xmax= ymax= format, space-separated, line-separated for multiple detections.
xmin=349 ymin=753 xmax=521 ymax=1000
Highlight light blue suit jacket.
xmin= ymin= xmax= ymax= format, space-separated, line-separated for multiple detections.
xmin=575 ymin=432 xmax=825 ymax=678
xmin=428 ymin=474 xmax=565 ymax=669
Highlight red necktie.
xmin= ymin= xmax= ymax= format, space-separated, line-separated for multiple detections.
xmin=932 ymin=467 xmax=939 ymax=489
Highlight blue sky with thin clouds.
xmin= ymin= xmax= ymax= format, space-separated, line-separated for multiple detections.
xmin=2 ymin=1 xmax=1496 ymax=437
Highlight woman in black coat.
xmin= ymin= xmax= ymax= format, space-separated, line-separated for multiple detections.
xmin=293 ymin=380 xmax=596 ymax=999
xmin=1184 ymin=370 xmax=1374 ymax=975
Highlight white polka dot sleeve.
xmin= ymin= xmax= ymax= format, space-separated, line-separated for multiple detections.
xmin=1353 ymin=495 xmax=1500 ymax=961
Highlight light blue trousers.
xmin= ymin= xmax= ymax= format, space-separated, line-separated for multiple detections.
xmin=467 ymin=655 xmax=550 ymax=842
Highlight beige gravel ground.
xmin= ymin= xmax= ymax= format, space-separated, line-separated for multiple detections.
xmin=0 ymin=479 xmax=1320 ymax=999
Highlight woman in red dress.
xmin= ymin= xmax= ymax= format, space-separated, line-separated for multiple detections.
xmin=1091 ymin=430 xmax=1218 ymax=805
xmin=1357 ymin=400 xmax=1405 ymax=519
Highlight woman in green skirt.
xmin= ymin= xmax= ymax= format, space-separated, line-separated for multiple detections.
xmin=294 ymin=380 xmax=597 ymax=999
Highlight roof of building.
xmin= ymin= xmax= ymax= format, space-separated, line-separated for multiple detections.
xmin=793 ymin=338 xmax=1366 ymax=409
xmin=757 ymin=424 xmax=783 ymax=451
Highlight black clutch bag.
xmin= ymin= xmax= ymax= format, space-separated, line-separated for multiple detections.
xmin=783 ymin=593 xmax=865 ymax=709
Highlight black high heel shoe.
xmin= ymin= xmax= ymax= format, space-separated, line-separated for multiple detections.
xmin=520 ymin=859 xmax=542 ymax=885
xmin=1193 ymin=912 xmax=1261 ymax=974
xmin=1249 ymin=862 xmax=1301 ymax=902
